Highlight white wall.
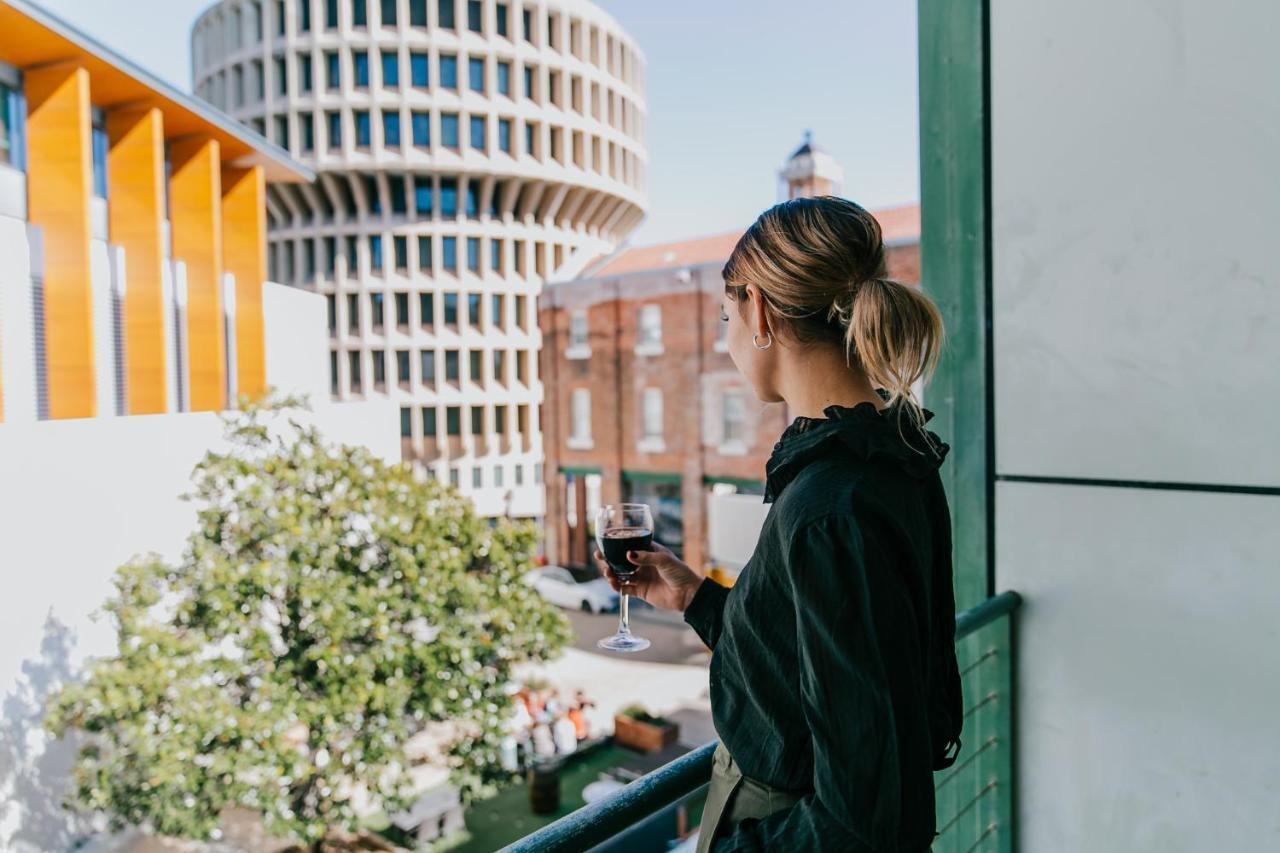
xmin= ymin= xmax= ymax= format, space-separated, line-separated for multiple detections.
xmin=991 ymin=0 xmax=1280 ymax=849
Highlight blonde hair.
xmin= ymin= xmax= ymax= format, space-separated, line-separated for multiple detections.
xmin=722 ymin=196 xmax=943 ymax=432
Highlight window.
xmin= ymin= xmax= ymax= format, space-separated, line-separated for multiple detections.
xmin=274 ymin=114 xmax=291 ymax=149
xmin=330 ymin=350 xmax=339 ymax=394
xmin=516 ymin=350 xmax=528 ymax=384
xmin=352 ymin=0 xmax=368 ymax=27
xmin=327 ymin=111 xmax=342 ymax=148
xmin=472 ymin=467 xmax=482 ymax=488
xmin=394 ymin=235 xmax=408 ymax=269
xmin=346 ymin=236 xmax=359 ymax=272
xmin=347 ymin=294 xmax=360 ymax=332
xmin=419 ymin=290 xmax=434 ymax=325
xmin=514 ymin=294 xmax=527 ymax=329
xmin=498 ymin=118 xmax=512 ymax=153
xmin=400 ymin=406 xmax=413 ymax=437
xmin=302 ymin=238 xmax=316 ymax=281
xmin=523 ymin=66 xmax=535 ymax=99
xmin=326 ymin=0 xmax=339 ymax=28
xmin=414 ymin=177 xmax=433 ymax=214
xmin=397 ymin=349 xmax=411 ymax=385
xmin=638 ymin=304 xmax=662 ymax=349
xmin=299 ymin=55 xmax=313 ymax=92
xmin=469 ymin=350 xmax=482 ymax=382
xmin=442 ymin=236 xmax=457 ymax=270
xmin=300 ymin=113 xmax=315 ymax=151
xmin=469 ymin=57 xmax=485 ymax=92
xmin=387 ymin=177 xmax=406 ymax=217
xmin=354 ymin=51 xmax=370 ymax=88
xmin=470 ymin=115 xmax=486 ymax=151
xmin=382 ymin=110 xmax=401 ymax=147
xmin=410 ymin=0 xmax=426 ymax=26
xmin=324 ymin=236 xmax=337 ymax=275
xmin=395 ymin=292 xmax=410 ymax=325
xmin=441 ymin=113 xmax=459 ymax=148
xmin=471 ymin=405 xmax=484 ymax=436
xmin=449 ymin=467 xmax=460 ymax=485
xmin=275 ymin=56 xmax=288 ymax=96
xmin=524 ymin=122 xmax=535 ymax=156
xmin=380 ymin=0 xmax=396 ymax=26
xmin=522 ymin=8 xmax=532 ymax=41
xmin=440 ymin=55 xmax=458 ymax=89
xmin=465 ymin=182 xmax=479 ymax=218
xmin=568 ymin=310 xmax=588 ymax=350
xmin=490 ymin=242 xmax=503 ymax=274
xmin=298 ymin=0 xmax=311 ymax=30
xmin=364 ymin=174 xmax=381 ymax=214
xmin=326 ymin=294 xmax=337 ymax=333
xmin=497 ymin=61 xmax=511 ymax=96
xmin=355 ymin=110 xmax=371 ymax=146
xmin=467 ymin=291 xmax=481 ymax=324
xmin=444 ymin=292 xmax=459 ymax=324
xmin=411 ymin=111 xmax=430 ymax=146
xmin=467 ymin=0 xmax=482 ymax=32
xmin=420 ymin=350 xmax=436 ymax=383
xmin=438 ymin=0 xmax=455 ymax=29
xmin=349 ymin=350 xmax=363 ymax=391
xmin=232 ymin=66 xmax=244 ymax=107
xmin=446 ymin=405 xmax=461 ymax=435
xmin=642 ymin=388 xmax=664 ymax=441
xmin=91 ymin=116 xmax=108 ymax=198
xmin=445 ymin=349 xmax=460 ymax=381
xmin=569 ymin=389 xmax=591 ymax=446
xmin=418 ymin=236 xmax=434 ymax=270
xmin=515 ymin=464 xmax=524 ymax=486
xmin=370 ymin=291 xmax=385 ymax=329
xmin=371 ymin=349 xmax=386 ymax=387
xmin=441 ymin=178 xmax=457 ymax=215
xmin=496 ymin=2 xmax=509 ymax=37
xmin=494 ymin=465 xmax=504 ymax=487
xmin=722 ymin=390 xmax=746 ymax=446
xmin=382 ymin=51 xmax=399 ymax=87
xmin=492 ymin=351 xmax=506 ymax=383
xmin=410 ymin=52 xmax=429 ymax=86
xmin=423 ymin=406 xmax=437 ymax=436
xmin=369 ymin=234 xmax=383 ymax=271
xmin=326 ymin=52 xmax=340 ymax=90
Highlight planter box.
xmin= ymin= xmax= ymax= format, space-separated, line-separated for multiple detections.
xmin=613 ymin=714 xmax=679 ymax=753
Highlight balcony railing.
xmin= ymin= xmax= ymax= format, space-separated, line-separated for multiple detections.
xmin=503 ymin=590 xmax=1022 ymax=853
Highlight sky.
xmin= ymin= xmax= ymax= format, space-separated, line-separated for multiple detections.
xmin=34 ymin=0 xmax=919 ymax=246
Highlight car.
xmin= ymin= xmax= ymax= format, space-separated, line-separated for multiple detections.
xmin=523 ymin=566 xmax=619 ymax=614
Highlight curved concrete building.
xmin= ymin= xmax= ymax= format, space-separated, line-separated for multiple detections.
xmin=191 ymin=0 xmax=647 ymax=516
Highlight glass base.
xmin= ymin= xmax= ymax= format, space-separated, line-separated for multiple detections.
xmin=597 ymin=633 xmax=651 ymax=653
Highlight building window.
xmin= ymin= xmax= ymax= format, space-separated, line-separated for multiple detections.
xmin=410 ymin=0 xmax=426 ymax=26
xmin=514 ymin=294 xmax=527 ymax=329
xmin=371 ymin=349 xmax=386 ymax=388
xmin=274 ymin=115 xmax=290 ymax=150
xmin=423 ymin=405 xmax=437 ymax=436
xmin=441 ymin=113 xmax=459 ymax=148
xmin=522 ymin=8 xmax=532 ymax=41
xmin=410 ymin=52 xmax=429 ymax=86
xmin=352 ymin=0 xmax=368 ymax=27
xmin=411 ymin=111 xmax=430 ymax=146
xmin=324 ymin=236 xmax=337 ymax=275
xmin=299 ymin=54 xmax=313 ymax=92
xmin=355 ymin=110 xmax=371 ymax=147
xmin=498 ymin=118 xmax=512 ymax=153
xmin=395 ymin=291 xmax=410 ymax=326
xmin=492 ymin=350 xmax=506 ymax=384
xmin=515 ymin=464 xmax=524 ymax=486
xmin=394 ymin=235 xmax=408 ymax=269
xmin=327 ymin=111 xmax=342 ymax=149
xmin=438 ymin=0 xmax=455 ymax=29
xmin=490 ymin=243 xmax=503 ymax=275
xmin=326 ymin=0 xmax=339 ymax=28
xmin=524 ymin=122 xmax=535 ymax=157
xmin=642 ymin=388 xmax=664 ymax=441
xmin=370 ymin=291 xmax=385 ymax=329
xmin=348 ymin=350 xmax=363 ymax=391
xmin=91 ymin=115 xmax=108 ymax=198
xmin=396 ymin=349 xmax=411 ymax=386
xmin=440 ymin=178 xmax=458 ymax=216
xmin=445 ymin=349 xmax=460 ymax=381
xmin=400 ymin=406 xmax=413 ymax=437
xmin=440 ymin=55 xmax=458 ymax=89
xmin=569 ymin=388 xmax=591 ymax=448
xmin=446 ymin=405 xmax=461 ymax=435
xmin=382 ymin=50 xmax=399 ymax=87
xmin=516 ymin=350 xmax=528 ymax=384
xmin=469 ymin=57 xmax=485 ymax=92
xmin=442 ymin=236 xmax=457 ymax=271
xmin=637 ymin=304 xmax=662 ymax=353
xmin=470 ymin=115 xmax=485 ymax=151
xmin=467 ymin=0 xmax=482 ymax=32
xmin=389 ymin=174 xmax=407 ymax=213
xmin=419 ymin=291 xmax=434 ymax=325
xmin=469 ymin=350 xmax=482 ymax=382
xmin=494 ymin=465 xmax=504 ymax=487
xmin=567 ymin=309 xmax=589 ymax=357
xmin=300 ymin=113 xmax=315 ymax=152
xmin=354 ymin=51 xmax=370 ymax=88
xmin=410 ymin=179 xmax=431 ymax=218
xmin=380 ymin=0 xmax=397 ymax=26
xmin=472 ymin=467 xmax=482 ymax=488
xmin=496 ymin=3 xmax=509 ymax=37
xmin=326 ymin=52 xmax=341 ymax=90
xmin=443 ymin=292 xmax=458 ymax=324
xmin=467 ymin=291 xmax=481 ymax=324
xmin=298 ymin=0 xmax=311 ymax=30
xmin=347 ymin=293 xmax=360 ymax=332
xmin=497 ymin=61 xmax=511 ymax=96
xmin=420 ymin=350 xmax=436 ymax=383
xmin=449 ymin=467 xmax=460 ymax=485
xmin=378 ymin=110 xmax=400 ymax=148
xmin=330 ymin=350 xmax=339 ymax=394
xmin=722 ymin=389 xmax=746 ymax=449
xmin=523 ymin=65 xmax=535 ymax=99
xmin=369 ymin=234 xmax=383 ymax=271
xmin=471 ymin=409 xmax=484 ymax=438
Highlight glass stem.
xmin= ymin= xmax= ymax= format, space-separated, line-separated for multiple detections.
xmin=618 ymin=592 xmax=631 ymax=636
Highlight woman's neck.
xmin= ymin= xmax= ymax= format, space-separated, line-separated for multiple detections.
xmin=776 ymin=344 xmax=885 ymax=419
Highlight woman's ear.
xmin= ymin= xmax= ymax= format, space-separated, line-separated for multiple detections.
xmin=745 ymin=284 xmax=771 ymax=341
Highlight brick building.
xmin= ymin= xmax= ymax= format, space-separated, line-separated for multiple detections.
xmin=540 ymin=138 xmax=919 ymax=574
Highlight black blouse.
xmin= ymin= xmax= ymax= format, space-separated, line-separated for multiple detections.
xmin=683 ymin=402 xmax=962 ymax=852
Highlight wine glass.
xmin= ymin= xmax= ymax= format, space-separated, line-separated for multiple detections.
xmin=594 ymin=503 xmax=653 ymax=653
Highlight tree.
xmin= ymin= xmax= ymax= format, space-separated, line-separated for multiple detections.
xmin=46 ymin=400 xmax=571 ymax=843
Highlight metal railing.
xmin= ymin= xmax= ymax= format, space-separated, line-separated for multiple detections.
xmin=504 ymin=591 xmax=1022 ymax=853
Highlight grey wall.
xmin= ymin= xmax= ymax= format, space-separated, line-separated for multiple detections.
xmin=991 ymin=0 xmax=1280 ymax=849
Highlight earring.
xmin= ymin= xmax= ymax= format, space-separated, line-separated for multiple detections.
xmin=752 ymin=332 xmax=773 ymax=351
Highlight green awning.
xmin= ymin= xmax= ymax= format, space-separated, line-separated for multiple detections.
xmin=703 ymin=475 xmax=763 ymax=491
xmin=622 ymin=470 xmax=682 ymax=484
xmin=559 ymin=465 xmax=602 ymax=476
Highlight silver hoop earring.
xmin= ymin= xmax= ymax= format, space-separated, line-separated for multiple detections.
xmin=752 ymin=332 xmax=773 ymax=351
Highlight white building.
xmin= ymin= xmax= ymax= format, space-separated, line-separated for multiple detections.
xmin=190 ymin=0 xmax=648 ymax=517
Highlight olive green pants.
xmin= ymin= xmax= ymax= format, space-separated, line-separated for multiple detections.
xmin=696 ymin=742 xmax=803 ymax=852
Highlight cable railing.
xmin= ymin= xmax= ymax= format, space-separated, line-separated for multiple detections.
xmin=503 ymin=590 xmax=1022 ymax=853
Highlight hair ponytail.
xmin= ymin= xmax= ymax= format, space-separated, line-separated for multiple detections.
xmin=846 ymin=277 xmax=943 ymax=427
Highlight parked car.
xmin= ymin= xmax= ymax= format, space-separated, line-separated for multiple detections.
xmin=523 ymin=566 xmax=619 ymax=614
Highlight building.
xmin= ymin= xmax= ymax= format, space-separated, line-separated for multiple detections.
xmin=190 ymin=0 xmax=648 ymax=517
xmin=0 ymin=3 xmax=399 ymax=846
xmin=540 ymin=137 xmax=920 ymax=574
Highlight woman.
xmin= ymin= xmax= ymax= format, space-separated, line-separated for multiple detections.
xmin=597 ymin=197 xmax=962 ymax=851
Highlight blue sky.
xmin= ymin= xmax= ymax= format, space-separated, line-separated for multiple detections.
xmin=35 ymin=0 xmax=919 ymax=245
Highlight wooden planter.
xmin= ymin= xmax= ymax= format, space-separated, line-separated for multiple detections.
xmin=613 ymin=714 xmax=679 ymax=753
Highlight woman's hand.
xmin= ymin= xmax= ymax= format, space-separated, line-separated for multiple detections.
xmin=594 ymin=542 xmax=705 ymax=613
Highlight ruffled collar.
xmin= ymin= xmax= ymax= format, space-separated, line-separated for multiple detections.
xmin=763 ymin=401 xmax=949 ymax=503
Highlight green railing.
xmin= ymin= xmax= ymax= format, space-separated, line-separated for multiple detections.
xmin=504 ymin=591 xmax=1021 ymax=853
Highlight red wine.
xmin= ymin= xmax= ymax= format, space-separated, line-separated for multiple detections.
xmin=600 ymin=527 xmax=652 ymax=577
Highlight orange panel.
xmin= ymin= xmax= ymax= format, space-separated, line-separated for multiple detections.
xmin=221 ymin=166 xmax=267 ymax=403
xmin=168 ymin=137 xmax=225 ymax=412
xmin=106 ymin=106 xmax=167 ymax=415
xmin=25 ymin=63 xmax=95 ymax=420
